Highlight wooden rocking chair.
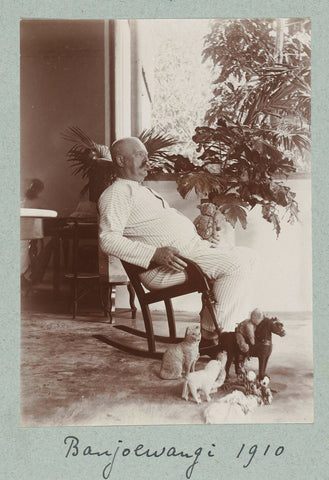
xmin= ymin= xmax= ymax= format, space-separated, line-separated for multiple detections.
xmin=94 ymin=258 xmax=221 ymax=359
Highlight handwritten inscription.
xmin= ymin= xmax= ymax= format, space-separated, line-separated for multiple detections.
xmin=236 ymin=443 xmax=285 ymax=468
xmin=64 ymin=435 xmax=284 ymax=478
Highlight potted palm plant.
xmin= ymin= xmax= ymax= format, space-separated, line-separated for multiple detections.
xmin=62 ymin=127 xmax=182 ymax=201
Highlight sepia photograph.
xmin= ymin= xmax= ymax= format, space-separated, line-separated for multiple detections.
xmin=20 ymin=18 xmax=312 ymax=426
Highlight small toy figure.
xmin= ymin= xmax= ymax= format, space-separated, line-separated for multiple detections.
xmin=160 ymin=325 xmax=201 ymax=380
xmin=182 ymin=352 xmax=227 ymax=404
xmin=194 ymin=202 xmax=234 ymax=248
xmin=218 ymin=316 xmax=285 ymax=380
xmin=243 ymin=370 xmax=259 ymax=396
xmin=235 ymin=308 xmax=264 ymax=354
xmin=193 ymin=203 xmax=217 ymax=240
xmin=259 ymin=375 xmax=273 ymax=405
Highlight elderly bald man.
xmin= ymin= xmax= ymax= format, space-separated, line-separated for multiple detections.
xmin=98 ymin=136 xmax=256 ymax=345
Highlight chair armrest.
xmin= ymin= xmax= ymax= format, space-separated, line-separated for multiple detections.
xmin=122 ymin=257 xmax=210 ymax=292
xmin=180 ymin=257 xmax=210 ymax=291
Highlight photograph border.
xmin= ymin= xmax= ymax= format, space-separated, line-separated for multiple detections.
xmin=1 ymin=1 xmax=329 ymax=479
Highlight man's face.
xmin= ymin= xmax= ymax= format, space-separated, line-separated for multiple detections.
xmin=119 ymin=139 xmax=149 ymax=182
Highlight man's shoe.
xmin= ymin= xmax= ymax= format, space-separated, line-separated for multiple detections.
xmin=199 ymin=337 xmax=219 ymax=350
xmin=199 ymin=337 xmax=221 ymax=358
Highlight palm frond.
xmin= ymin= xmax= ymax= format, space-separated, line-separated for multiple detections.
xmin=62 ymin=126 xmax=96 ymax=149
xmin=258 ymin=126 xmax=310 ymax=156
xmin=139 ymin=128 xmax=179 ymax=159
xmin=62 ymin=126 xmax=114 ymax=196
xmin=62 ymin=126 xmax=112 ymax=177
xmin=139 ymin=128 xmax=181 ymax=172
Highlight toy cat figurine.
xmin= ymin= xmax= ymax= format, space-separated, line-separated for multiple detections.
xmin=182 ymin=351 xmax=227 ymax=404
xmin=160 ymin=325 xmax=201 ymax=380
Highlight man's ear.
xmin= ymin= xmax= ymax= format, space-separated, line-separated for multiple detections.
xmin=115 ymin=154 xmax=125 ymax=168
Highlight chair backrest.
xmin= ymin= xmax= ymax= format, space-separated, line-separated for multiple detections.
xmin=61 ymin=218 xmax=99 ymax=277
xmin=121 ymin=260 xmax=148 ymax=299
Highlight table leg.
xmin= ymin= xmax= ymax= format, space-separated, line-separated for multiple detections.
xmin=53 ymin=235 xmax=60 ymax=296
xmin=108 ymin=285 xmax=116 ymax=324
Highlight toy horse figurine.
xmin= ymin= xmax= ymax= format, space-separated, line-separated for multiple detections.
xmin=248 ymin=317 xmax=286 ymax=379
xmin=216 ymin=317 xmax=286 ymax=380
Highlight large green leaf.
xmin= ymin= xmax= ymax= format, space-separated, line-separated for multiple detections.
xmin=176 ymin=172 xmax=223 ymax=198
xmin=208 ymin=193 xmax=248 ymax=228
xmin=261 ymin=203 xmax=281 ymax=237
xmin=220 ymin=203 xmax=248 ymax=229
xmin=287 ymin=199 xmax=300 ymax=224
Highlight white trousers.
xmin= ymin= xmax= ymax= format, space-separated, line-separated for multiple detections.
xmin=140 ymin=245 xmax=257 ymax=336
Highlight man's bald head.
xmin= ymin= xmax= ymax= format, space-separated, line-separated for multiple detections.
xmin=110 ymin=136 xmax=149 ymax=183
xmin=110 ymin=137 xmax=143 ymax=163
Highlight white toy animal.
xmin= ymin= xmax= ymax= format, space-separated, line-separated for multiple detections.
xmin=182 ymin=352 xmax=227 ymax=404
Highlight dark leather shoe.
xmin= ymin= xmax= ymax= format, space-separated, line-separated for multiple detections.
xmin=199 ymin=337 xmax=221 ymax=358
xmin=199 ymin=337 xmax=219 ymax=350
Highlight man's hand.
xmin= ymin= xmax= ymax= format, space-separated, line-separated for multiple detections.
xmin=209 ymin=237 xmax=221 ymax=248
xmin=151 ymin=247 xmax=187 ymax=272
